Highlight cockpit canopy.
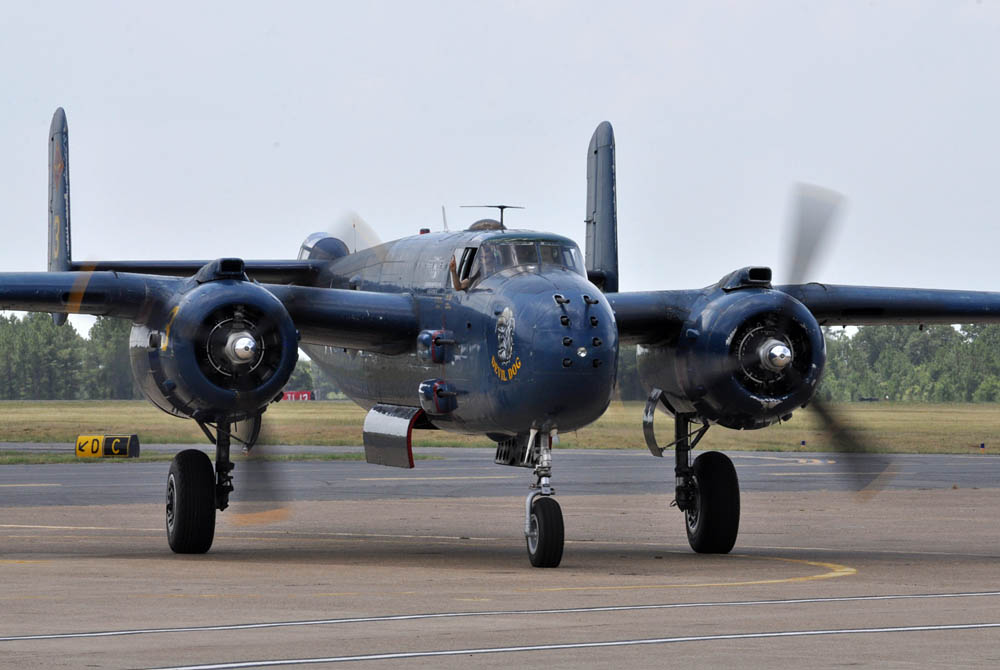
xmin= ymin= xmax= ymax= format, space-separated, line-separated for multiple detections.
xmin=456 ymin=238 xmax=585 ymax=288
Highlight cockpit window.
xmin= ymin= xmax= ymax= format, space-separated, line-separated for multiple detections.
xmin=479 ymin=240 xmax=585 ymax=279
xmin=512 ymin=243 xmax=539 ymax=267
xmin=540 ymin=242 xmax=584 ymax=273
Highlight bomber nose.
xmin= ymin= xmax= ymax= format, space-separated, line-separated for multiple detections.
xmin=516 ymin=287 xmax=617 ymax=431
xmin=552 ymin=291 xmax=612 ymax=371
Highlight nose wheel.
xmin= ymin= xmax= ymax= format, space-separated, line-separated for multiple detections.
xmin=526 ymin=495 xmax=563 ymax=567
xmin=523 ymin=429 xmax=564 ymax=567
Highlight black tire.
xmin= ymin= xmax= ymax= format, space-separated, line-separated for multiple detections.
xmin=166 ymin=449 xmax=217 ymax=554
xmin=526 ymin=496 xmax=564 ymax=568
xmin=685 ymin=451 xmax=740 ymax=554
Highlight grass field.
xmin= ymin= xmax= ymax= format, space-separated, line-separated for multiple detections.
xmin=1 ymin=400 xmax=998 ymax=455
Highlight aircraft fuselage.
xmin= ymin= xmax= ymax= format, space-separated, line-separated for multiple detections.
xmin=302 ymin=229 xmax=619 ymax=438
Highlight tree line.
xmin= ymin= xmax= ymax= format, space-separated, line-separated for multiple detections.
xmin=0 ymin=313 xmax=139 ymax=400
xmin=3 ymin=313 xmax=1000 ymax=403
xmin=819 ymin=324 xmax=1000 ymax=402
xmin=0 ymin=313 xmax=347 ymax=401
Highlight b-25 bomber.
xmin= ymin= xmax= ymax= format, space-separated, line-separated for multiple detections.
xmin=5 ymin=108 xmax=1000 ymax=567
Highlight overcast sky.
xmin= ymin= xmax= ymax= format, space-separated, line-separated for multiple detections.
xmin=2 ymin=2 xmax=999 ymax=335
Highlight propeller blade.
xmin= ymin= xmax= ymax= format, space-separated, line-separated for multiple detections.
xmin=780 ymin=183 xmax=893 ymax=494
xmin=64 ymin=263 xmax=97 ymax=317
xmin=329 ymin=211 xmax=382 ymax=253
xmin=785 ymin=183 xmax=846 ymax=285
xmin=806 ymin=397 xmax=897 ymax=496
xmin=231 ymin=421 xmax=291 ymax=525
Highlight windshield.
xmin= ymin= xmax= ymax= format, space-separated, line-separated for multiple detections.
xmin=480 ymin=240 xmax=584 ymax=278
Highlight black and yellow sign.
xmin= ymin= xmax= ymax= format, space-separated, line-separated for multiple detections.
xmin=75 ymin=434 xmax=141 ymax=459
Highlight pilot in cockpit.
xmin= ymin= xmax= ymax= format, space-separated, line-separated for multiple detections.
xmin=449 ymin=248 xmax=481 ymax=291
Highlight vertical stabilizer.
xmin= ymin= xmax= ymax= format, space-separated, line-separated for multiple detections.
xmin=585 ymin=121 xmax=618 ymax=293
xmin=48 ymin=107 xmax=71 ymax=325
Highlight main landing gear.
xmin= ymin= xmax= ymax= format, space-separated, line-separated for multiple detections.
xmin=644 ymin=391 xmax=740 ymax=553
xmin=166 ymin=419 xmax=252 ymax=554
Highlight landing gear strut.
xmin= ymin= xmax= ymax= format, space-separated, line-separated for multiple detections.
xmin=523 ymin=429 xmax=564 ymax=568
xmin=212 ymin=421 xmax=235 ymax=511
xmin=166 ymin=418 xmax=251 ymax=554
xmin=672 ymin=413 xmax=740 ymax=554
xmin=643 ymin=390 xmax=740 ymax=554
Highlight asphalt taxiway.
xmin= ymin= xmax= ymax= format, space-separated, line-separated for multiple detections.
xmin=1 ymin=448 xmax=999 ymax=668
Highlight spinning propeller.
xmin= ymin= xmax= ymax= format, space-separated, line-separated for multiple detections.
xmin=228 ymin=210 xmax=380 ymax=521
xmin=329 ymin=211 xmax=382 ymax=253
xmin=780 ymin=184 xmax=896 ymax=493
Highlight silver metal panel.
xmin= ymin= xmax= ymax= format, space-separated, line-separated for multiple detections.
xmin=362 ymin=403 xmax=423 ymax=468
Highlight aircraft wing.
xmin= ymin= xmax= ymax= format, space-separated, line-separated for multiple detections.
xmin=776 ymin=283 xmax=1000 ymax=326
xmin=0 ymin=271 xmax=172 ymax=319
xmin=70 ymin=260 xmax=326 ymax=285
xmin=0 ymin=269 xmax=418 ymax=355
xmin=607 ymin=290 xmax=701 ymax=345
xmin=265 ymin=283 xmax=417 ymax=354
xmin=608 ymin=283 xmax=1000 ymax=346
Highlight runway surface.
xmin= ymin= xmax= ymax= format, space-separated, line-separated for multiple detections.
xmin=1 ymin=447 xmax=999 ymax=668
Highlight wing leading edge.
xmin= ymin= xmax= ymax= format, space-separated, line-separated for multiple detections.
xmin=69 ymin=260 xmax=326 ymax=285
xmin=778 ymin=283 xmax=1000 ymax=326
xmin=0 ymin=270 xmax=418 ymax=355
xmin=608 ymin=283 xmax=1000 ymax=346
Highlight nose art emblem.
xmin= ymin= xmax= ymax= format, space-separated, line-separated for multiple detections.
xmin=491 ymin=307 xmax=522 ymax=382
xmin=496 ymin=307 xmax=515 ymax=364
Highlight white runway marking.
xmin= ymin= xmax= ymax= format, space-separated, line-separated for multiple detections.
xmin=4 ymin=590 xmax=999 ymax=643
xmin=354 ymin=475 xmax=518 ymax=481
xmin=149 ymin=622 xmax=1000 ymax=669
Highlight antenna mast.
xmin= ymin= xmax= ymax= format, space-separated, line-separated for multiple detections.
xmin=460 ymin=204 xmax=524 ymax=228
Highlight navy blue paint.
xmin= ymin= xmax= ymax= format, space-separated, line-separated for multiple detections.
xmin=70 ymin=260 xmax=326 ymax=285
xmin=585 ymin=121 xmax=618 ymax=293
xmin=47 ymin=108 xmax=71 ymax=326
xmin=635 ymin=283 xmax=825 ymax=430
xmin=297 ymin=229 xmax=618 ymax=437
xmin=10 ymin=110 xmax=1000 ymax=442
xmin=778 ymin=283 xmax=1000 ymax=325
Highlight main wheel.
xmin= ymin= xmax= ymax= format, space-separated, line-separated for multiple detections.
xmin=685 ymin=451 xmax=740 ymax=554
xmin=526 ymin=496 xmax=564 ymax=568
xmin=166 ymin=449 xmax=217 ymax=554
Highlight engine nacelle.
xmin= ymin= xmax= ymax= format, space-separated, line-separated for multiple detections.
xmin=638 ymin=288 xmax=825 ymax=430
xmin=130 ymin=267 xmax=298 ymax=422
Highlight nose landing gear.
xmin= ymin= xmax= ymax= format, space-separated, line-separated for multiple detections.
xmin=523 ymin=429 xmax=564 ymax=567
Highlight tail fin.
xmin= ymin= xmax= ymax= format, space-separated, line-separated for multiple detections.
xmin=584 ymin=121 xmax=619 ymax=293
xmin=48 ymin=107 xmax=71 ymax=325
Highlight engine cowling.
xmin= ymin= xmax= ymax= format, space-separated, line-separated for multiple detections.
xmin=130 ymin=270 xmax=298 ymax=422
xmin=638 ymin=289 xmax=826 ymax=430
